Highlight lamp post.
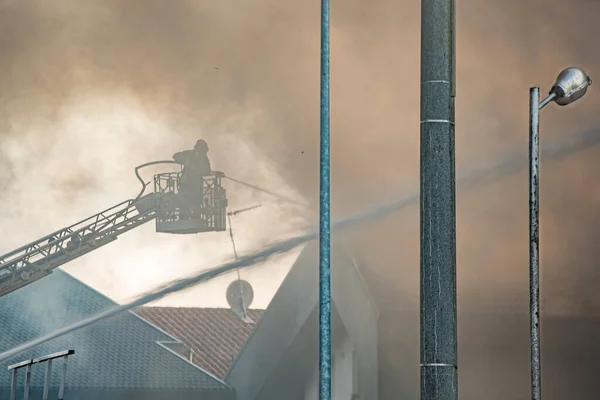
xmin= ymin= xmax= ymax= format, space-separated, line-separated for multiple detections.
xmin=529 ymin=67 xmax=591 ymax=400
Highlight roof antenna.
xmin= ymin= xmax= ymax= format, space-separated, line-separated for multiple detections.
xmin=226 ymin=205 xmax=261 ymax=323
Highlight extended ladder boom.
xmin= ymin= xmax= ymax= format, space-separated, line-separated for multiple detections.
xmin=0 ymin=170 xmax=228 ymax=299
xmin=0 ymin=196 xmax=158 ymax=297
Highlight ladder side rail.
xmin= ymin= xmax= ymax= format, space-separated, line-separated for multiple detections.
xmin=1 ymin=206 xmax=156 ymax=276
xmin=0 ymin=201 xmax=156 ymax=282
xmin=0 ymin=210 xmax=156 ymax=297
xmin=0 ymin=199 xmax=143 ymax=267
xmin=0 ymin=200 xmax=133 ymax=265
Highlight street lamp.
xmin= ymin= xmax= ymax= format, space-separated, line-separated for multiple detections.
xmin=529 ymin=67 xmax=591 ymax=400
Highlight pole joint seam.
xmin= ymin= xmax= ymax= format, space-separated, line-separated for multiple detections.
xmin=421 ymin=80 xmax=451 ymax=85
xmin=420 ymin=119 xmax=455 ymax=125
xmin=420 ymin=363 xmax=456 ymax=367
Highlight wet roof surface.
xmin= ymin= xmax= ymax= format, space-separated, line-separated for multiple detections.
xmin=0 ymin=271 xmax=230 ymax=392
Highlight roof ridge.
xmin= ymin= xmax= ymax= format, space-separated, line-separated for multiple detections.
xmin=55 ymin=269 xmax=119 ymax=306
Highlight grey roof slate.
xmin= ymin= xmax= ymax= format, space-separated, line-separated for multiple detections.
xmin=0 ymin=270 xmax=230 ymax=392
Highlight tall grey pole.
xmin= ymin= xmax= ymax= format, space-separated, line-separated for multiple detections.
xmin=529 ymin=87 xmax=541 ymax=400
xmin=318 ymin=0 xmax=331 ymax=398
xmin=527 ymin=67 xmax=592 ymax=400
xmin=420 ymin=0 xmax=458 ymax=400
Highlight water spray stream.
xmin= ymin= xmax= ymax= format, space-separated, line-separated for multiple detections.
xmin=224 ymin=176 xmax=308 ymax=207
xmin=1 ymin=127 xmax=600 ymax=363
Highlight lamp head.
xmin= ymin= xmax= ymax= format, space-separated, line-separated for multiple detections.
xmin=550 ymin=67 xmax=591 ymax=106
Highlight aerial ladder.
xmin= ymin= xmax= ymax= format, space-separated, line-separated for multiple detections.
xmin=0 ymin=161 xmax=228 ymax=298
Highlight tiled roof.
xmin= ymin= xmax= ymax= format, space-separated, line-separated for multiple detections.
xmin=135 ymin=307 xmax=264 ymax=379
xmin=0 ymin=270 xmax=231 ymax=393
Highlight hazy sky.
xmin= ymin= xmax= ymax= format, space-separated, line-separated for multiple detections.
xmin=1 ymin=0 xmax=600 ymax=315
xmin=0 ymin=90 xmax=307 ymax=308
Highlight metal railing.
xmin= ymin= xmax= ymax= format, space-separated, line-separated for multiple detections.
xmin=0 ymin=197 xmax=157 ymax=298
xmin=154 ymin=171 xmax=227 ymax=233
xmin=7 ymin=350 xmax=74 ymax=400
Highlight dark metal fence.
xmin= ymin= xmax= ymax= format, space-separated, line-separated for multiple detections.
xmin=7 ymin=350 xmax=74 ymax=400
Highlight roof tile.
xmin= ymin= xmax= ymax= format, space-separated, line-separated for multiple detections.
xmin=0 ymin=271 xmax=230 ymax=393
xmin=135 ymin=307 xmax=264 ymax=379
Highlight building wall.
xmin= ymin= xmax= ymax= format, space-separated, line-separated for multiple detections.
xmin=227 ymin=243 xmax=378 ymax=400
xmin=304 ymin=335 xmax=357 ymax=400
xmin=331 ymin=250 xmax=378 ymax=400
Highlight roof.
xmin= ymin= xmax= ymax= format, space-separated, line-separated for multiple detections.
xmin=135 ymin=307 xmax=264 ymax=379
xmin=0 ymin=270 xmax=231 ymax=394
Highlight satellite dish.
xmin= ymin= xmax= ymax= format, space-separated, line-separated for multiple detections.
xmin=226 ymin=279 xmax=254 ymax=322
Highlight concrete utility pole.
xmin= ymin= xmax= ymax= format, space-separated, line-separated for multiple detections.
xmin=419 ymin=1 xmax=458 ymax=400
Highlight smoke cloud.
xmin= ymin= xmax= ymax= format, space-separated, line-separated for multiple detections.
xmin=1 ymin=0 xmax=600 ymax=398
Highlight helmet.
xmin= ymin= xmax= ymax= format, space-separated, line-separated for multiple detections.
xmin=194 ymin=139 xmax=208 ymax=152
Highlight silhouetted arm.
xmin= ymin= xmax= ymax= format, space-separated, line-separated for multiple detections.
xmin=173 ymin=151 xmax=191 ymax=164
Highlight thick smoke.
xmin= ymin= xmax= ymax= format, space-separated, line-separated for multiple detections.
xmin=0 ymin=0 xmax=309 ymax=308
xmin=2 ymin=0 xmax=600 ymax=398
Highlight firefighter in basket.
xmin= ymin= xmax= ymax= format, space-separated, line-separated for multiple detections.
xmin=172 ymin=139 xmax=212 ymax=217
